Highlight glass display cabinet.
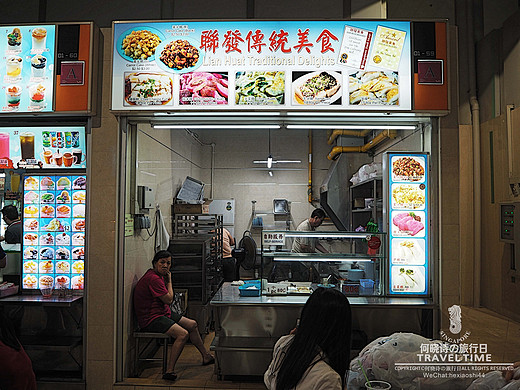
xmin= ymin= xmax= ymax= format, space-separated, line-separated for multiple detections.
xmin=260 ymin=230 xmax=387 ymax=296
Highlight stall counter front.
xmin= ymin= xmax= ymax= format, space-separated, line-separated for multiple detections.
xmin=210 ymin=282 xmax=436 ymax=379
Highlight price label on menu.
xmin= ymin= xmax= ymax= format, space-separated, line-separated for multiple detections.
xmin=0 ymin=25 xmax=56 ymax=113
xmin=21 ymin=174 xmax=86 ymax=291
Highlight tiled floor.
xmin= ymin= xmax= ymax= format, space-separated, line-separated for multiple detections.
xmin=118 ymin=306 xmax=520 ymax=389
xmin=119 ymin=332 xmax=267 ymax=389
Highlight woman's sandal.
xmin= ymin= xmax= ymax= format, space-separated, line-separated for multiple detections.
xmin=162 ymin=372 xmax=177 ymax=381
xmin=202 ymin=356 xmax=215 ymax=366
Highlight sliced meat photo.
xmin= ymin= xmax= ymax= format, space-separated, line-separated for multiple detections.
xmin=392 ymin=212 xmax=424 ymax=236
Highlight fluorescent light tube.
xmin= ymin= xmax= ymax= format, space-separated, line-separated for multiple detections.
xmin=253 ymin=160 xmax=302 ymax=164
xmin=272 ymin=257 xmax=375 ymax=262
xmin=286 ymin=124 xmax=416 ymax=130
xmin=267 ymin=155 xmax=273 ymax=168
xmin=268 ymin=171 xmax=273 ymax=176
xmin=153 ymin=124 xmax=281 ymax=129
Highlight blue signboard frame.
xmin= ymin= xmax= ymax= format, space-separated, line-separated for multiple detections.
xmin=387 ymin=152 xmax=429 ymax=296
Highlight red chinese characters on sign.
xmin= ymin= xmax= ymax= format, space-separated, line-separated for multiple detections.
xmin=294 ymin=28 xmax=313 ymax=53
xmin=246 ymin=30 xmax=266 ymax=54
xmin=269 ymin=30 xmax=291 ymax=53
xmin=223 ymin=30 xmax=244 ymax=53
xmin=200 ymin=28 xmax=339 ymax=54
xmin=200 ymin=30 xmax=219 ymax=53
xmin=316 ymin=29 xmax=338 ymax=53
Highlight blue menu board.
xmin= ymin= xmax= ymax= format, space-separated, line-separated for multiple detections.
xmin=387 ymin=153 xmax=428 ymax=295
xmin=0 ymin=25 xmax=56 ymax=113
xmin=22 ymin=174 xmax=86 ymax=291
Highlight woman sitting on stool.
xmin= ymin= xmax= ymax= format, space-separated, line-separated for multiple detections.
xmin=133 ymin=250 xmax=214 ymax=381
xmin=264 ymin=287 xmax=352 ymax=390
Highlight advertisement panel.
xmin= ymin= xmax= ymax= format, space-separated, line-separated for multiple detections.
xmin=0 ymin=126 xmax=86 ymax=169
xmin=387 ymin=152 xmax=428 ymax=295
xmin=0 ymin=25 xmax=56 ymax=113
xmin=111 ymin=21 xmax=411 ymax=111
xmin=22 ymin=174 xmax=86 ymax=292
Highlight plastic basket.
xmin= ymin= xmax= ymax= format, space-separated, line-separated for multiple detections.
xmin=238 ymin=280 xmax=261 ymax=297
xmin=359 ymin=279 xmax=375 ymax=295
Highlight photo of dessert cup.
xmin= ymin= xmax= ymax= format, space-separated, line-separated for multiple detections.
xmin=31 ymin=27 xmax=47 ymax=51
xmin=6 ymin=56 xmax=22 ymax=79
xmin=29 ymin=84 xmax=45 ymax=107
xmin=31 ymin=54 xmax=46 ymax=78
xmin=7 ymin=28 xmax=22 ymax=51
xmin=6 ymin=85 xmax=21 ymax=109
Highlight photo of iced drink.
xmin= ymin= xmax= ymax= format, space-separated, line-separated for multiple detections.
xmin=31 ymin=27 xmax=47 ymax=51
xmin=29 ymin=84 xmax=45 ymax=107
xmin=6 ymin=56 xmax=22 ymax=79
xmin=20 ymin=132 xmax=35 ymax=160
xmin=5 ymin=85 xmax=21 ymax=109
xmin=31 ymin=54 xmax=46 ymax=78
xmin=0 ymin=133 xmax=10 ymax=160
xmin=53 ymin=151 xmax=63 ymax=167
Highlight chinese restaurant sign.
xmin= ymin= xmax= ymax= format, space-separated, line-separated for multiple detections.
xmin=387 ymin=152 xmax=429 ymax=295
xmin=1 ymin=25 xmax=56 ymax=113
xmin=111 ymin=21 xmax=411 ymax=111
xmin=0 ymin=126 xmax=86 ymax=169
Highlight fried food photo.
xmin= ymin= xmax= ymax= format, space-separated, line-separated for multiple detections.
xmin=160 ymin=40 xmax=199 ymax=70
xmin=122 ymin=29 xmax=161 ymax=60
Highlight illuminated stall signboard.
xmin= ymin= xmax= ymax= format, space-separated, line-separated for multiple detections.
xmin=387 ymin=152 xmax=428 ymax=295
xmin=0 ymin=126 xmax=86 ymax=169
xmin=22 ymin=174 xmax=86 ymax=291
xmin=111 ymin=21 xmax=411 ymax=111
xmin=1 ymin=25 xmax=56 ymax=113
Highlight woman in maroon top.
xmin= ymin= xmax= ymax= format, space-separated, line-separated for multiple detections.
xmin=0 ymin=307 xmax=37 ymax=390
xmin=133 ymin=250 xmax=214 ymax=381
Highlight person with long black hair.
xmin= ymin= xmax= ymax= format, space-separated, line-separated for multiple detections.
xmin=0 ymin=307 xmax=37 ymax=390
xmin=264 ymin=287 xmax=352 ymax=390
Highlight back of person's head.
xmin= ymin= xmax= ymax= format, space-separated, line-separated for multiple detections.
xmin=152 ymin=250 xmax=172 ymax=266
xmin=1 ymin=205 xmax=18 ymax=221
xmin=310 ymin=208 xmax=326 ymax=220
xmin=276 ymin=287 xmax=352 ymax=389
xmin=0 ymin=307 xmax=21 ymax=351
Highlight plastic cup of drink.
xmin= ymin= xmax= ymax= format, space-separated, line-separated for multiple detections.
xmin=29 ymin=84 xmax=45 ymax=107
xmin=32 ymin=27 xmax=47 ymax=51
xmin=0 ymin=133 xmax=9 ymax=159
xmin=40 ymin=282 xmax=54 ymax=298
xmin=6 ymin=56 xmax=22 ymax=78
xmin=365 ymin=381 xmax=391 ymax=389
xmin=53 ymin=152 xmax=63 ymax=166
xmin=6 ymin=85 xmax=21 ymax=109
xmin=20 ymin=132 xmax=35 ymax=160
xmin=41 ymin=150 xmax=52 ymax=164
xmin=31 ymin=54 xmax=46 ymax=77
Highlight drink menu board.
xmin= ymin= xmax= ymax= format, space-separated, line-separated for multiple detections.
xmin=0 ymin=25 xmax=55 ymax=113
xmin=387 ymin=152 xmax=428 ymax=295
xmin=111 ymin=21 xmax=411 ymax=111
xmin=0 ymin=126 xmax=86 ymax=169
xmin=22 ymin=174 xmax=86 ymax=291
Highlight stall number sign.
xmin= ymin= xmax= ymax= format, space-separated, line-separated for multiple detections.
xmin=263 ymin=232 xmax=285 ymax=246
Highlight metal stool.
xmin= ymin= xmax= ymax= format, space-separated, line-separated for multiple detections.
xmin=133 ymin=331 xmax=170 ymax=376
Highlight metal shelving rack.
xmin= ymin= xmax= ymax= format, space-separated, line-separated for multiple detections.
xmin=169 ymin=214 xmax=224 ymax=331
xmin=349 ymin=177 xmax=383 ymax=231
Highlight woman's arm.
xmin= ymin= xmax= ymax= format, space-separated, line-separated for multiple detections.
xmin=158 ymin=271 xmax=174 ymax=304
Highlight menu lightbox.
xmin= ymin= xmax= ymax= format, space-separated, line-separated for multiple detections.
xmin=387 ymin=152 xmax=429 ymax=295
xmin=22 ymin=174 xmax=86 ymax=292
xmin=111 ymin=20 xmax=412 ymax=111
xmin=0 ymin=25 xmax=56 ymax=113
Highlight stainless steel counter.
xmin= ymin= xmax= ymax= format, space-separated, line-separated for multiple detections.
xmin=211 ymin=282 xmax=435 ymax=307
xmin=210 ymin=283 xmax=437 ymax=379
